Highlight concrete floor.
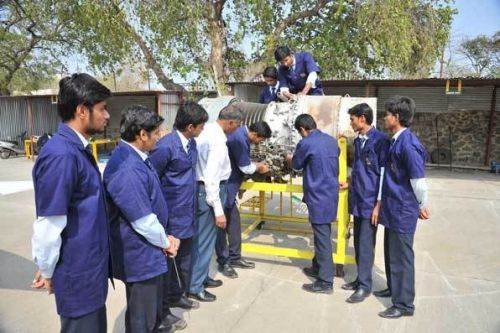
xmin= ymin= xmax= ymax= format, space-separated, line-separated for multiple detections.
xmin=1 ymin=157 xmax=499 ymax=333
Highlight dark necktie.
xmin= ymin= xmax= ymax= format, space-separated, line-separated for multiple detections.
xmin=360 ymin=137 xmax=367 ymax=149
xmin=145 ymin=157 xmax=154 ymax=170
xmin=271 ymin=87 xmax=276 ymax=96
xmin=186 ymin=141 xmax=190 ymax=153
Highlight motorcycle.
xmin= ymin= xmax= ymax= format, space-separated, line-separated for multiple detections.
xmin=0 ymin=131 xmax=27 ymax=159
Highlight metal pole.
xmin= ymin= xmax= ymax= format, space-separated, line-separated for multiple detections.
xmin=484 ymin=86 xmax=497 ymax=166
xmin=436 ymin=115 xmax=440 ymax=166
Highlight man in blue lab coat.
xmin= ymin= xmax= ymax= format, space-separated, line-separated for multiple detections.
xmin=31 ymin=73 xmax=111 ymax=332
xmin=287 ymin=114 xmax=339 ymax=294
xmin=104 ymin=105 xmax=180 ymax=332
xmin=275 ymin=45 xmax=324 ymax=100
xmin=259 ymin=66 xmax=280 ymax=104
xmin=378 ymin=96 xmax=430 ymax=319
xmin=341 ymin=103 xmax=390 ymax=303
xmin=215 ymin=121 xmax=271 ymax=278
xmin=150 ymin=102 xmax=209 ymax=327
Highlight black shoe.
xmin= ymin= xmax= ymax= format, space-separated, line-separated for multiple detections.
xmin=341 ymin=280 xmax=359 ymax=291
xmin=230 ymin=258 xmax=255 ymax=269
xmin=373 ymin=288 xmax=392 ymax=297
xmin=346 ymin=288 xmax=371 ymax=303
xmin=378 ymin=306 xmax=414 ymax=319
xmin=218 ymin=263 xmax=238 ymax=278
xmin=203 ymin=277 xmax=223 ymax=288
xmin=170 ymin=295 xmax=200 ymax=310
xmin=157 ymin=322 xmax=176 ymax=333
xmin=161 ymin=313 xmax=187 ymax=330
xmin=187 ymin=290 xmax=216 ymax=302
xmin=302 ymin=267 xmax=319 ymax=279
xmin=302 ymin=280 xmax=333 ymax=294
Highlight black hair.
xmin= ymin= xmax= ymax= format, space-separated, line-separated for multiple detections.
xmin=274 ymin=46 xmax=291 ymax=62
xmin=249 ymin=121 xmax=272 ymax=138
xmin=218 ymin=104 xmax=243 ymax=121
xmin=120 ymin=105 xmax=164 ymax=142
xmin=347 ymin=103 xmax=374 ymax=125
xmin=57 ymin=73 xmax=111 ymax=122
xmin=294 ymin=114 xmax=317 ymax=131
xmin=385 ymin=96 xmax=415 ymax=127
xmin=263 ymin=66 xmax=278 ymax=79
xmin=174 ymin=101 xmax=209 ymax=131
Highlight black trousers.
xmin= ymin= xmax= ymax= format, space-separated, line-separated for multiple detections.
xmin=387 ymin=228 xmax=415 ymax=311
xmin=216 ymin=204 xmax=242 ymax=265
xmin=125 ymin=274 xmax=164 ymax=333
xmin=353 ymin=216 xmax=377 ymax=291
xmin=311 ymin=223 xmax=334 ymax=284
xmin=60 ymin=306 xmax=107 ymax=333
xmin=163 ymin=236 xmax=193 ymax=314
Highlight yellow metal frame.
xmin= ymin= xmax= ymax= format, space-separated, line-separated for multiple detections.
xmin=445 ymin=79 xmax=462 ymax=95
xmin=89 ymin=138 xmax=117 ymax=161
xmin=239 ymin=137 xmax=355 ymax=267
xmin=24 ymin=138 xmax=36 ymax=159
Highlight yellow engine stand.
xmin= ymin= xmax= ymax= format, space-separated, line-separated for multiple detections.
xmin=239 ymin=137 xmax=354 ymax=277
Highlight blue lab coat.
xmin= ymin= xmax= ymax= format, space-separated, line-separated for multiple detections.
xmin=292 ymin=130 xmax=339 ymax=223
xmin=32 ymin=123 xmax=110 ymax=318
xmin=104 ymin=142 xmax=168 ymax=282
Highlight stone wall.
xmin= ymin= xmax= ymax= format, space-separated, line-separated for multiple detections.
xmin=376 ymin=111 xmax=500 ymax=167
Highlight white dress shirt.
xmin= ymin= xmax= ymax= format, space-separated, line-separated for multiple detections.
xmin=195 ymin=122 xmax=232 ymax=217
xmin=176 ymin=130 xmax=190 ymax=154
xmin=392 ymin=128 xmax=428 ymax=208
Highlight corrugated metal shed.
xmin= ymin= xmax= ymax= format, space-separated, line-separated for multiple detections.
xmin=324 ymin=86 xmax=367 ymax=98
xmin=0 ymin=91 xmax=183 ymax=144
xmin=377 ymin=87 xmax=447 ymax=113
xmin=31 ymin=97 xmax=60 ymax=135
xmin=0 ymin=97 xmax=29 ymax=145
xmin=447 ymin=86 xmax=495 ymax=112
xmin=106 ymin=94 xmax=158 ymax=138
xmin=228 ymin=78 xmax=500 ymax=113
xmin=159 ymin=93 xmax=181 ymax=131
xmin=233 ymin=84 xmax=261 ymax=103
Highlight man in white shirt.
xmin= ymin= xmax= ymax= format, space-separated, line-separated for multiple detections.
xmin=188 ymin=104 xmax=243 ymax=302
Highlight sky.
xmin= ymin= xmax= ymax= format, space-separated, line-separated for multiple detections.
xmin=451 ymin=0 xmax=499 ymax=39
xmin=63 ymin=0 xmax=500 ymax=86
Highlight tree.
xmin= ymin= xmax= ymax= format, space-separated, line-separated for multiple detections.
xmin=459 ymin=32 xmax=499 ymax=77
xmin=95 ymin=64 xmax=151 ymax=92
xmin=0 ymin=1 xmax=68 ymax=95
xmin=56 ymin=0 xmax=455 ymax=95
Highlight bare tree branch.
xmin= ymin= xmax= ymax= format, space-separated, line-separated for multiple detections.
xmin=111 ymin=2 xmax=185 ymax=91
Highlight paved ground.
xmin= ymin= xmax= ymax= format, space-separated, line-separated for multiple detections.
xmin=1 ymin=157 xmax=499 ymax=333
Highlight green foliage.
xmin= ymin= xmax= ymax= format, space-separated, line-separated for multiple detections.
xmin=0 ymin=1 xmax=67 ymax=95
xmin=2 ymin=0 xmax=457 ymax=95
xmin=284 ymin=0 xmax=456 ymax=79
xmin=459 ymin=32 xmax=499 ymax=77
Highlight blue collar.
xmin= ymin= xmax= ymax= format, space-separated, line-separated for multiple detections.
xmin=57 ymin=123 xmax=87 ymax=151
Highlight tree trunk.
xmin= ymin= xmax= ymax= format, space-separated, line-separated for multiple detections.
xmin=206 ymin=1 xmax=230 ymax=96
xmin=242 ymin=61 xmax=268 ymax=82
xmin=116 ymin=5 xmax=185 ymax=92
